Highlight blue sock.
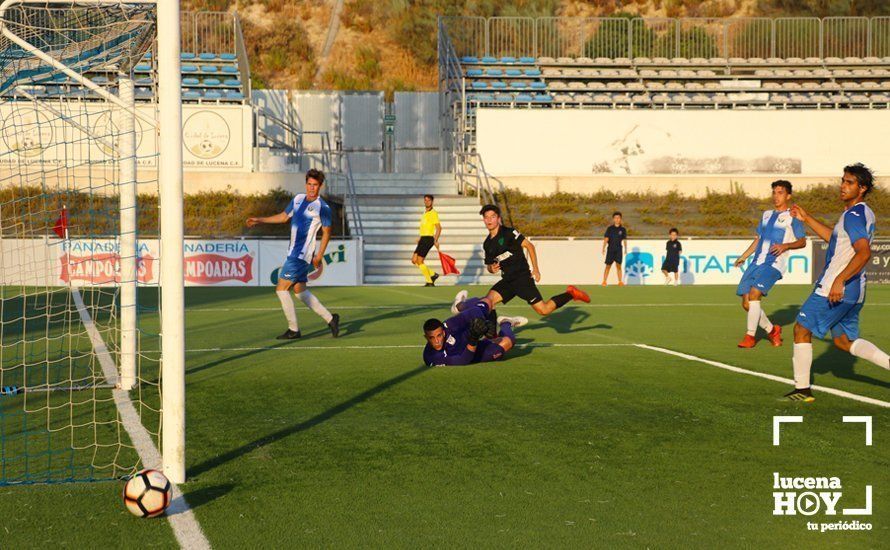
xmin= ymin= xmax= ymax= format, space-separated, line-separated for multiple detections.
xmin=498 ymin=322 xmax=515 ymax=343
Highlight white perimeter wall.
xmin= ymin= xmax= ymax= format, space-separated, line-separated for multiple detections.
xmin=2 ymin=237 xmax=812 ymax=286
xmin=477 ymin=109 xmax=890 ymax=177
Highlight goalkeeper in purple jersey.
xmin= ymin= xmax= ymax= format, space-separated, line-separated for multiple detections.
xmin=422 ymin=297 xmax=527 ymax=367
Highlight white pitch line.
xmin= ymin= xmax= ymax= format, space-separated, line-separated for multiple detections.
xmin=635 ymin=344 xmax=890 ymax=409
xmin=183 ymin=343 xmax=636 ymax=353
xmin=72 ymin=289 xmax=211 ymax=550
xmin=185 ymin=303 xmax=890 ymax=312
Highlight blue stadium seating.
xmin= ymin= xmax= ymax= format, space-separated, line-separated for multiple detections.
xmin=203 ymin=78 xmax=221 ymax=87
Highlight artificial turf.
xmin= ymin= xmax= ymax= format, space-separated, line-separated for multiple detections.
xmin=1 ymin=284 xmax=888 ymax=548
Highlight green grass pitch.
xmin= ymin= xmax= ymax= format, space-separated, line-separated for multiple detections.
xmin=1 ymin=284 xmax=888 ymax=548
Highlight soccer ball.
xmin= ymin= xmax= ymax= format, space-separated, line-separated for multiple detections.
xmin=123 ymin=469 xmax=172 ymax=518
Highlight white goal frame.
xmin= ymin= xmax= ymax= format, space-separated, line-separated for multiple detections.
xmin=0 ymin=0 xmax=186 ymax=482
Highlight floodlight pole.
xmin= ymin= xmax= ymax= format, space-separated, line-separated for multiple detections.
xmin=118 ymin=72 xmax=137 ymax=391
xmin=158 ymin=0 xmax=186 ymax=484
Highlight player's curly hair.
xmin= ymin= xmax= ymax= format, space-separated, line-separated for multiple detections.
xmin=844 ymin=163 xmax=874 ymax=197
xmin=771 ymin=180 xmax=792 ymax=194
xmin=305 ymin=168 xmax=325 ymax=184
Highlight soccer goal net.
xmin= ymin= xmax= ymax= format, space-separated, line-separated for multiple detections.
xmin=0 ymin=1 xmax=184 ymax=485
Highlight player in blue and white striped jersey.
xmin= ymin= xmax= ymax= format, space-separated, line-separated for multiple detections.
xmin=786 ymin=163 xmax=889 ymax=402
xmin=733 ymin=180 xmax=807 ymax=348
xmin=247 ymin=169 xmax=340 ymax=340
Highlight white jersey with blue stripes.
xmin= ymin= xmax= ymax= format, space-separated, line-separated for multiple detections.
xmin=752 ymin=209 xmax=806 ymax=274
xmin=285 ymin=193 xmax=332 ymax=261
xmin=815 ymin=202 xmax=876 ymax=303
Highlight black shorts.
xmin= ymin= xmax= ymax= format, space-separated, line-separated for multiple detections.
xmin=414 ymin=236 xmax=435 ymax=258
xmin=661 ymin=259 xmax=679 ymax=273
xmin=605 ymin=249 xmax=623 ymax=265
xmin=490 ymin=276 xmax=543 ymax=305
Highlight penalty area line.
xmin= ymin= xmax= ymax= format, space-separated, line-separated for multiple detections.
xmin=72 ymin=289 xmax=211 ymax=550
xmin=182 ymin=343 xmax=638 ymax=353
xmin=635 ymin=344 xmax=890 ymax=409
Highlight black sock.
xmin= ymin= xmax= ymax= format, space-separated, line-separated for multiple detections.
xmin=550 ymin=292 xmax=572 ymax=309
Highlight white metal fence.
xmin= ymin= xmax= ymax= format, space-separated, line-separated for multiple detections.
xmin=441 ymin=16 xmax=890 ymax=59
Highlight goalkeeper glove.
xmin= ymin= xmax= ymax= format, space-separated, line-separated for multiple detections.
xmin=467 ymin=318 xmax=488 ymax=345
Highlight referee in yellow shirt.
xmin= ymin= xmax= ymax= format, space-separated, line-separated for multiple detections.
xmin=413 ymin=194 xmax=442 ymax=286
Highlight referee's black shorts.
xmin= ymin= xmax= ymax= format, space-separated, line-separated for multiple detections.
xmin=605 ymin=248 xmax=623 ymax=265
xmin=490 ymin=276 xmax=543 ymax=305
xmin=414 ymin=236 xmax=435 ymax=258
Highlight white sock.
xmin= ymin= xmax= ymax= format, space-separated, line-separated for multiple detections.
xmin=276 ymin=290 xmax=298 ymax=331
xmin=759 ymin=310 xmax=773 ymax=333
xmin=850 ymin=339 xmax=890 ymax=370
xmin=746 ymin=301 xmax=761 ymax=336
xmin=297 ymin=290 xmax=333 ymax=324
xmin=792 ymin=342 xmax=813 ymax=389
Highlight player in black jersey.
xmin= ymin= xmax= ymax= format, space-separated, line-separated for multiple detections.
xmin=465 ymin=205 xmax=589 ymax=316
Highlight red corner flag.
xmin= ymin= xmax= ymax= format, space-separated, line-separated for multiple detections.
xmin=439 ymin=252 xmax=460 ymax=276
xmin=52 ymin=207 xmax=68 ymax=239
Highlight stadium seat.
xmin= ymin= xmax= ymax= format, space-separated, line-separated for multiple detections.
xmin=671 ymin=93 xmax=692 ymax=103
xmin=136 ymin=77 xmax=153 ymax=86
xmin=519 ymin=57 xmax=536 ymax=64
xmin=542 ymin=68 xmax=561 ymax=76
xmin=704 ymin=81 xmax=721 ymax=90
xmin=562 ymin=68 xmax=582 ymax=77
xmin=500 ymin=56 xmax=517 ymax=64
xmin=844 ymin=57 xmax=863 ymax=64
xmin=181 ymin=65 xmax=198 ymax=73
xmin=652 ymin=93 xmax=671 ymax=103
xmin=466 ymin=68 xmax=483 ymax=77
xmin=461 ymin=56 xmax=479 ymax=64
xmin=852 ymin=69 xmax=870 ymax=76
xmin=690 ymin=57 xmax=708 ymax=65
xmin=510 ymin=82 xmax=527 ymax=89
xmin=505 ymin=68 xmax=522 ymax=77
xmin=690 ymin=94 xmax=711 ymax=104
xmin=221 ymin=66 xmax=239 ymax=74
xmin=645 ymin=81 xmax=665 ymax=90
xmin=530 ymin=81 xmax=547 ymax=90
xmin=203 ymin=78 xmax=221 ymax=87
xmin=833 ymin=69 xmax=852 ymax=77
xmin=844 ymin=81 xmax=862 ymax=90
xmin=639 ymin=69 xmax=657 ymax=77
xmin=615 ymin=57 xmax=632 ymax=65
xmin=204 ymin=90 xmax=222 ymax=100
xmin=613 ymin=93 xmax=632 ymax=104
xmin=600 ymin=68 xmax=619 ymax=77
xmin=537 ymin=57 xmax=556 ymax=64
xmin=586 ymin=82 xmax=606 ymax=90
xmin=709 ymin=57 xmax=727 ymax=65
xmin=862 ymin=81 xmax=880 ymax=89
xmin=199 ymin=52 xmax=217 ymax=61
xmin=483 ymin=68 xmax=500 ymax=76
xmin=532 ymin=94 xmax=552 ymax=102
xmin=579 ymin=68 xmax=599 ymax=77
xmin=659 ymin=69 xmax=679 ymax=77
xmin=809 ymin=94 xmax=831 ymax=103
xmin=469 ymin=93 xmax=493 ymax=102
xmin=697 ymin=70 xmax=716 ymax=77
xmin=813 ymin=69 xmax=832 ymax=77
xmin=678 ymin=69 xmax=696 ymax=78
xmin=652 ymin=57 xmax=670 ymax=64
xmin=626 ymin=82 xmax=645 ymax=91
xmin=220 ymin=53 xmax=237 ymax=61
xmin=765 ymin=57 xmax=783 ymax=64
xmin=685 ymin=82 xmax=704 ymax=91
xmin=595 ymin=57 xmax=614 ymax=65
xmin=633 ymin=57 xmax=652 ymax=65
xmin=728 ymin=57 xmax=747 ymax=64
xmin=664 ymin=81 xmax=684 ymax=91
xmin=631 ymin=93 xmax=651 ymax=104
xmin=805 ymin=57 xmax=822 ymax=64
xmin=481 ymin=56 xmax=497 ymax=64
xmin=182 ymin=77 xmax=200 ymax=86
xmin=592 ymin=93 xmax=613 ymax=103
xmin=849 ymin=93 xmax=870 ymax=102
xmin=135 ymin=63 xmax=151 ymax=72
xmin=825 ymin=57 xmax=843 ymax=64
xmin=201 ymin=65 xmax=218 ymax=73
xmin=787 ymin=57 xmax=805 ymax=64
xmin=548 ymin=81 xmax=568 ymax=90
xmin=524 ymin=68 xmax=541 ymax=77
xmin=472 ymin=81 xmax=488 ymax=89
xmin=491 ymin=81 xmax=507 ymax=89
xmin=792 ymin=69 xmax=811 ymax=77
xmin=762 ymin=82 xmax=782 ymax=90
xmin=223 ymin=78 xmax=242 ymax=87
xmin=181 ymin=52 xmax=196 ymax=60
xmin=557 ymin=57 xmax=574 ymax=64
xmin=873 ymin=69 xmax=890 ymax=76
xmin=606 ymin=81 xmax=624 ymax=90
xmin=671 ymin=57 xmax=690 ymax=64
xmin=183 ymin=90 xmax=200 ymax=99
xmin=870 ymin=93 xmax=889 ymax=102
xmin=514 ymin=93 xmax=533 ymax=102
xmin=224 ymin=90 xmax=245 ymax=100
xmin=781 ymin=82 xmax=802 ymax=90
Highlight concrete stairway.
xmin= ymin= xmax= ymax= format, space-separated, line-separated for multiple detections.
xmin=343 ymin=173 xmax=499 ymax=286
